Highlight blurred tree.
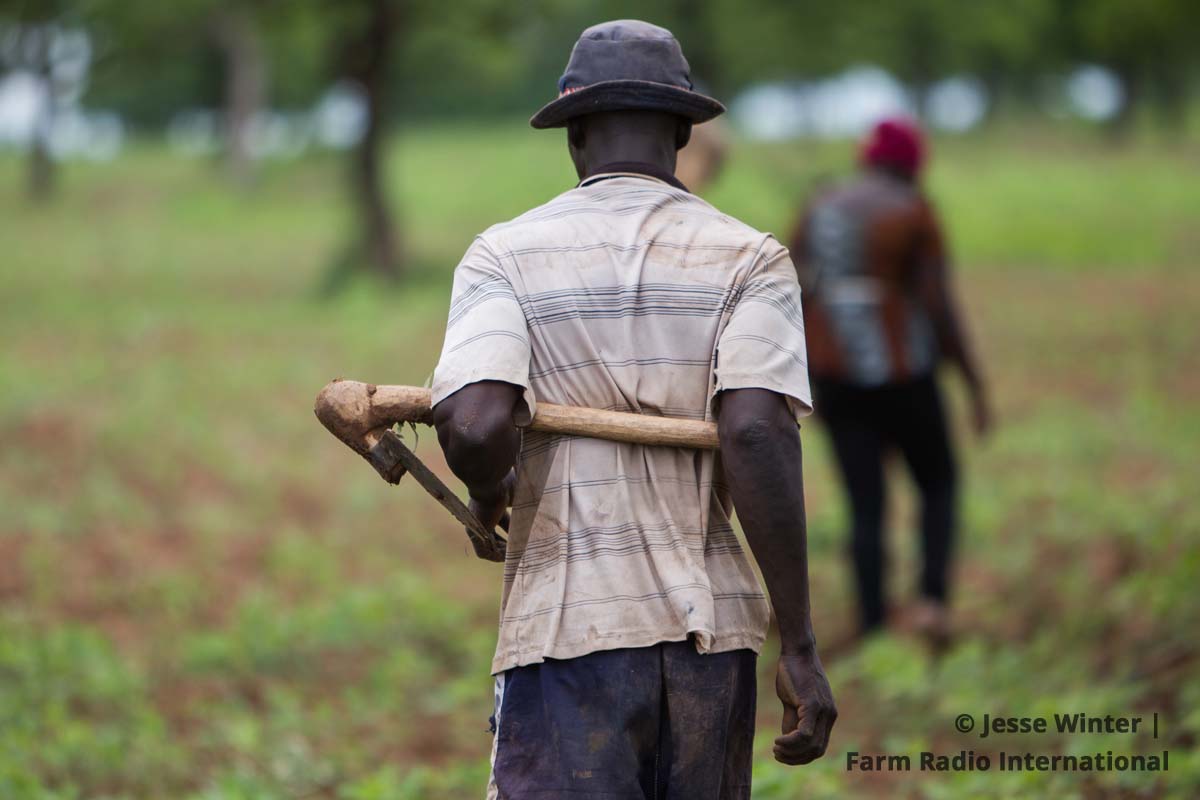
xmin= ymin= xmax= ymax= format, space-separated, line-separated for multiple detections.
xmin=0 ymin=0 xmax=80 ymax=201
xmin=89 ymin=0 xmax=272 ymax=182
xmin=3 ymin=0 xmax=1195 ymax=223
xmin=1063 ymin=0 xmax=1199 ymax=135
xmin=701 ymin=0 xmax=856 ymax=89
xmin=829 ymin=0 xmax=1059 ymax=121
xmin=331 ymin=0 xmax=403 ymax=282
xmin=319 ymin=0 xmax=544 ymax=286
xmin=212 ymin=6 xmax=265 ymax=185
xmin=954 ymin=0 xmax=1059 ymax=116
xmin=83 ymin=3 xmax=219 ymax=129
xmin=860 ymin=0 xmax=953 ymax=116
xmin=12 ymin=0 xmax=1191 ymax=136
xmin=14 ymin=23 xmax=56 ymax=200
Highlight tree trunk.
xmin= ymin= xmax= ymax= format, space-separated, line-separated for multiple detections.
xmin=29 ymin=110 xmax=54 ymax=203
xmin=214 ymin=10 xmax=266 ymax=186
xmin=1151 ymin=63 xmax=1188 ymax=135
xmin=350 ymin=0 xmax=402 ymax=280
xmin=1108 ymin=64 xmax=1141 ymax=140
xmin=27 ymin=26 xmax=55 ymax=203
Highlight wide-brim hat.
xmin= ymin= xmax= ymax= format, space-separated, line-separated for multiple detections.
xmin=531 ymin=20 xmax=724 ymax=129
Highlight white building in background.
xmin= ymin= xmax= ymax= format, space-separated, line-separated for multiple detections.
xmin=730 ymin=63 xmax=1123 ymax=141
xmin=0 ymin=70 xmax=43 ymax=144
xmin=730 ymin=65 xmax=991 ymax=141
xmin=0 ymin=70 xmax=126 ymax=161
xmin=0 ymin=26 xmax=125 ymax=160
xmin=1065 ymin=65 xmax=1123 ymax=121
xmin=164 ymin=82 xmax=367 ymax=160
xmin=310 ymin=82 xmax=368 ymax=150
xmin=926 ymin=76 xmax=989 ymax=133
xmin=1 ymin=30 xmax=1127 ymax=158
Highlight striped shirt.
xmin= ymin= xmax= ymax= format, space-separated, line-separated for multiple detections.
xmin=432 ymin=170 xmax=813 ymax=674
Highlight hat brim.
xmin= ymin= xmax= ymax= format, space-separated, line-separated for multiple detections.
xmin=530 ymin=80 xmax=725 ymax=129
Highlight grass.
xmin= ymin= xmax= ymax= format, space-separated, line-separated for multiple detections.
xmin=0 ymin=121 xmax=1198 ymax=798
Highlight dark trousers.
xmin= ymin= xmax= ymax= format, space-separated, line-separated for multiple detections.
xmin=490 ymin=640 xmax=757 ymax=800
xmin=814 ymin=374 xmax=958 ymax=632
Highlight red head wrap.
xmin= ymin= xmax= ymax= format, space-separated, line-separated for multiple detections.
xmin=860 ymin=117 xmax=926 ymax=177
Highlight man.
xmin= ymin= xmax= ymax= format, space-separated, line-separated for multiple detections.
xmin=431 ymin=20 xmax=835 ymax=800
xmin=789 ymin=117 xmax=991 ymax=648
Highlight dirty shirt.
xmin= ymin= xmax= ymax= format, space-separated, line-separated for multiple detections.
xmin=432 ymin=169 xmax=812 ymax=674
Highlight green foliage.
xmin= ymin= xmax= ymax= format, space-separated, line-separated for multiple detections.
xmin=6 ymin=0 xmax=1200 ymax=128
xmin=0 ymin=126 xmax=1197 ymax=797
xmin=0 ymin=618 xmax=187 ymax=796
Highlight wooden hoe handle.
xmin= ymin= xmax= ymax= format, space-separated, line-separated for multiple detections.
xmin=313 ymin=379 xmax=720 ymax=455
xmin=313 ymin=379 xmax=719 ymax=562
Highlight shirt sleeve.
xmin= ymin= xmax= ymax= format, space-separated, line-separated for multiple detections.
xmin=431 ymin=236 xmax=535 ymax=422
xmin=712 ymin=237 xmax=813 ymax=421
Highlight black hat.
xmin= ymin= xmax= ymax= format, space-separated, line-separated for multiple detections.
xmin=530 ymin=19 xmax=725 ymax=129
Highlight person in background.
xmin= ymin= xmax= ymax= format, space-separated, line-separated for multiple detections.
xmin=674 ymin=113 xmax=728 ymax=192
xmin=790 ymin=117 xmax=991 ymax=649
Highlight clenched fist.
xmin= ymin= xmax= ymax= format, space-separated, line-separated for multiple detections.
xmin=774 ymin=650 xmax=837 ymax=765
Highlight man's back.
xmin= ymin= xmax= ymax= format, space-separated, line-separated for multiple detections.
xmin=434 ymin=171 xmax=812 ymax=673
xmin=491 ymin=174 xmax=775 ymax=416
xmin=798 ymin=171 xmax=944 ymax=385
xmin=432 ymin=22 xmax=837 ymax=794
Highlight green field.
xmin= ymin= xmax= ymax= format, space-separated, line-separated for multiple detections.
xmin=1 ymin=123 xmax=1198 ymax=799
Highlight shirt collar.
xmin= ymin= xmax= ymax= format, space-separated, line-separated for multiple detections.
xmin=579 ymin=161 xmax=690 ymax=193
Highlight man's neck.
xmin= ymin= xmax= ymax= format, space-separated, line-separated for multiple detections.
xmin=581 ymin=160 xmax=688 ymax=192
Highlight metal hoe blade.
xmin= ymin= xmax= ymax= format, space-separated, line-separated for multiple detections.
xmin=366 ymin=429 xmax=507 ymax=562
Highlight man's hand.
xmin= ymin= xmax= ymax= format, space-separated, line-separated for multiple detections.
xmin=774 ymin=650 xmax=837 ymax=765
xmin=468 ymin=469 xmax=516 ymax=529
xmin=434 ymin=381 xmax=523 ymax=561
xmin=466 ymin=469 xmax=516 ymax=560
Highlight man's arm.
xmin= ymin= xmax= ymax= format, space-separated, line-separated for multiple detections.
xmin=718 ymin=387 xmax=836 ymax=765
xmin=433 ymin=380 xmax=523 ymax=554
xmin=918 ymin=262 xmax=991 ymax=435
xmin=914 ymin=206 xmax=991 ymax=435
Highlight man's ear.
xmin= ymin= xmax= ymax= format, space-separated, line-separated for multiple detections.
xmin=675 ymin=120 xmax=693 ymax=151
